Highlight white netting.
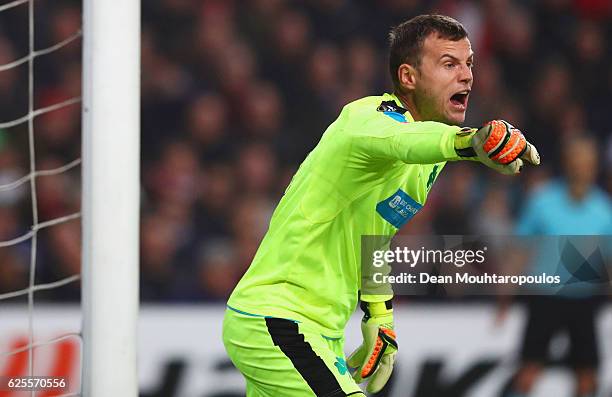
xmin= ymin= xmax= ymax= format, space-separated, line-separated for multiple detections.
xmin=0 ymin=0 xmax=82 ymax=395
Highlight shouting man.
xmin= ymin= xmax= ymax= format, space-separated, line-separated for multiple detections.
xmin=223 ymin=14 xmax=540 ymax=397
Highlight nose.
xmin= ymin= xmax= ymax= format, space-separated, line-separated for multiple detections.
xmin=459 ymin=64 xmax=472 ymax=85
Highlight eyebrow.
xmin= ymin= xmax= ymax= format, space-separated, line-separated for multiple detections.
xmin=440 ymin=53 xmax=475 ymax=62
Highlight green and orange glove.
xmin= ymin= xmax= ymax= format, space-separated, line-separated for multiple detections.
xmin=347 ymin=300 xmax=397 ymax=394
xmin=455 ymin=120 xmax=541 ymax=174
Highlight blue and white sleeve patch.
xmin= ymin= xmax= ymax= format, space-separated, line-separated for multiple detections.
xmin=383 ymin=111 xmax=408 ymax=123
xmin=376 ymin=189 xmax=423 ymax=228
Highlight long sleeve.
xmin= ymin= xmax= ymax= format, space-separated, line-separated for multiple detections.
xmin=360 ymin=121 xmax=462 ymax=164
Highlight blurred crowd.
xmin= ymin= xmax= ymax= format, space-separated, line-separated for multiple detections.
xmin=0 ymin=0 xmax=610 ymax=302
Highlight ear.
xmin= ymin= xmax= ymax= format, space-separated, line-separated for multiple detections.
xmin=397 ymin=63 xmax=418 ymax=91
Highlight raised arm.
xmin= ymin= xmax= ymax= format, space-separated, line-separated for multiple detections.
xmin=355 ymin=115 xmax=540 ymax=174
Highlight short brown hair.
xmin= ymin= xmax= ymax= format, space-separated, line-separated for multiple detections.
xmin=389 ymin=14 xmax=468 ymax=91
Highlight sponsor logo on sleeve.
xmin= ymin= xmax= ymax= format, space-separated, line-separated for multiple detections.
xmin=376 ymin=189 xmax=422 ymax=228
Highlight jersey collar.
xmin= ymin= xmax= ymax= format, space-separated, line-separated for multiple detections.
xmin=385 ymin=92 xmax=415 ymax=122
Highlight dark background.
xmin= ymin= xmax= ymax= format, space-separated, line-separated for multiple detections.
xmin=0 ymin=0 xmax=610 ymax=302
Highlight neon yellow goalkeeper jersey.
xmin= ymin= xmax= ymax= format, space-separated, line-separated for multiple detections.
xmin=227 ymin=93 xmax=463 ymax=337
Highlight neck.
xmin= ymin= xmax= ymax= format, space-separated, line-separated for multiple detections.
xmin=394 ymin=91 xmax=423 ymax=121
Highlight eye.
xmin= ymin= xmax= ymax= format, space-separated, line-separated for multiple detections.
xmin=444 ymin=62 xmax=455 ymax=69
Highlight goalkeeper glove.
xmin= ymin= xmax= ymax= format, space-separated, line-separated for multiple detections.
xmin=347 ymin=300 xmax=397 ymax=394
xmin=455 ymin=120 xmax=541 ymax=174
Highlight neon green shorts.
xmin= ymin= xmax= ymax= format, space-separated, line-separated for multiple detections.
xmin=222 ymin=307 xmax=365 ymax=397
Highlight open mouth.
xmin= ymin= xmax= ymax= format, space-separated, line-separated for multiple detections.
xmin=450 ymin=90 xmax=470 ymax=108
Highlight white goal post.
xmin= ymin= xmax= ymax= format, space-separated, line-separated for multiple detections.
xmin=81 ymin=0 xmax=140 ymax=395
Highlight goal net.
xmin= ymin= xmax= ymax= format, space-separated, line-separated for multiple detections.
xmin=0 ymin=0 xmax=139 ymax=396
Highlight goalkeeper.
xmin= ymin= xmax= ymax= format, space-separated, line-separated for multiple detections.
xmin=223 ymin=14 xmax=540 ymax=397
